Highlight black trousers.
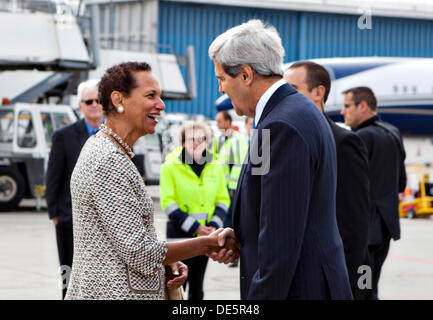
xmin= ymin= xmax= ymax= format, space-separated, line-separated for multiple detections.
xmin=368 ymin=240 xmax=391 ymax=300
xmin=55 ymin=218 xmax=74 ymax=299
xmin=182 ymin=255 xmax=209 ymax=300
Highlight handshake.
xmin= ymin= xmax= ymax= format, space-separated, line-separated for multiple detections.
xmin=206 ymin=228 xmax=240 ymax=264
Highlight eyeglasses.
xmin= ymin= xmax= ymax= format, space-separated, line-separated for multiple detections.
xmin=343 ymin=101 xmax=359 ymax=109
xmin=185 ymin=136 xmax=207 ymax=142
xmin=82 ymin=99 xmax=100 ymax=105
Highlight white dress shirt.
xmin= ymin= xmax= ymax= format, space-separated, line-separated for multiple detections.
xmin=254 ymin=78 xmax=286 ymax=127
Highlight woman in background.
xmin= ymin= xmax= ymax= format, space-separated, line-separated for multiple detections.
xmin=160 ymin=120 xmax=230 ymax=300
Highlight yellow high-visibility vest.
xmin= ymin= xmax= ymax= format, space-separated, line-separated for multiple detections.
xmin=160 ymin=148 xmax=230 ymax=235
xmin=164 ymin=146 xmax=183 ymax=162
xmin=213 ymin=130 xmax=248 ymax=190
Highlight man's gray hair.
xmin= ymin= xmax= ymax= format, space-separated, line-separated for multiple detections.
xmin=209 ymin=19 xmax=285 ymax=78
xmin=77 ymin=78 xmax=99 ymax=102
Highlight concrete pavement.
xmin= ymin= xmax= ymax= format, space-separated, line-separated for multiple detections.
xmin=0 ymin=186 xmax=432 ymax=300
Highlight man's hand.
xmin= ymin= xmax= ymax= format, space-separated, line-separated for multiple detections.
xmin=207 ymin=228 xmax=240 ymax=264
xmin=52 ymin=217 xmax=58 ymax=227
xmin=165 ymin=261 xmax=188 ymax=289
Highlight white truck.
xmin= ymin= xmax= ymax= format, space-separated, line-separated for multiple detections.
xmin=0 ymin=103 xmax=77 ymax=210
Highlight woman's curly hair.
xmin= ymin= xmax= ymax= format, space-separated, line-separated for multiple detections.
xmin=98 ymin=62 xmax=152 ymax=115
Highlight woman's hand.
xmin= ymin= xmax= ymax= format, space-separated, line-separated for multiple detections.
xmin=165 ymin=261 xmax=188 ymax=289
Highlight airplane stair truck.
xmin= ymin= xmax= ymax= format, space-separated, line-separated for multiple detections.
xmin=0 ymin=0 xmax=196 ymax=210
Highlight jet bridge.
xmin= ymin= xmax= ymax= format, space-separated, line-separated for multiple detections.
xmin=0 ymin=0 xmax=196 ymax=103
xmin=0 ymin=0 xmax=91 ymax=71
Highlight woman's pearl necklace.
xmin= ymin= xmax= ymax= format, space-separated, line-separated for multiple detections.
xmin=99 ymin=124 xmax=135 ymax=158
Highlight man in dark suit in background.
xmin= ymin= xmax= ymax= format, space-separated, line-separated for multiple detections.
xmin=284 ymin=61 xmax=371 ymax=300
xmin=46 ymin=79 xmax=104 ymax=299
xmin=208 ymin=20 xmax=352 ymax=300
xmin=341 ymin=87 xmax=407 ymax=300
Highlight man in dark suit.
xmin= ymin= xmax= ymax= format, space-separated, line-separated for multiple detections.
xmin=284 ymin=61 xmax=371 ymax=300
xmin=341 ymin=87 xmax=407 ymax=300
xmin=208 ymin=20 xmax=353 ymax=300
xmin=46 ymin=79 xmax=103 ymax=299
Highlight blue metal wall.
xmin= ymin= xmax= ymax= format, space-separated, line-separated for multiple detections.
xmin=299 ymin=12 xmax=433 ymax=58
xmin=158 ymin=2 xmax=433 ymax=118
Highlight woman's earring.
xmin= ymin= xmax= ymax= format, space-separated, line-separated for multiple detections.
xmin=117 ymin=105 xmax=124 ymax=113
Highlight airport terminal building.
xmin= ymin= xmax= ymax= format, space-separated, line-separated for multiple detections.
xmin=87 ymin=0 xmax=433 ymax=118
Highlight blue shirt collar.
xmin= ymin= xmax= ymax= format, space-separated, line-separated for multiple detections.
xmin=84 ymin=118 xmax=104 ymax=136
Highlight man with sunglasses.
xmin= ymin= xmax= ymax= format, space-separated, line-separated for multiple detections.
xmin=46 ymin=79 xmax=103 ymax=299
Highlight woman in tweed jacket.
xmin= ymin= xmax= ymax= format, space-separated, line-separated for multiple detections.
xmin=65 ymin=62 xmax=239 ymax=300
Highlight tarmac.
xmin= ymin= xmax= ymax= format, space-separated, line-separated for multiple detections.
xmin=0 ymin=185 xmax=432 ymax=300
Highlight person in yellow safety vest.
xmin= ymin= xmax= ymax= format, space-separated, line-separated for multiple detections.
xmin=213 ymin=111 xmax=248 ymax=215
xmin=245 ymin=116 xmax=254 ymax=143
xmin=160 ymin=120 xmax=230 ymax=300
xmin=214 ymin=111 xmax=249 ymax=191
xmin=213 ymin=111 xmax=248 ymax=268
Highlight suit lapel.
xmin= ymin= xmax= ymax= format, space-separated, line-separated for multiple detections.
xmin=256 ymin=83 xmax=297 ymax=127
xmin=233 ymin=83 xmax=296 ymax=236
xmin=76 ymin=119 xmax=89 ymax=146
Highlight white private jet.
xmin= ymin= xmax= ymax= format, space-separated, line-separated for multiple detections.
xmin=216 ymin=57 xmax=433 ymax=165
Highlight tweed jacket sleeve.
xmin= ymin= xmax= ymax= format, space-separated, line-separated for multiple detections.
xmin=91 ymin=153 xmax=168 ymax=276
